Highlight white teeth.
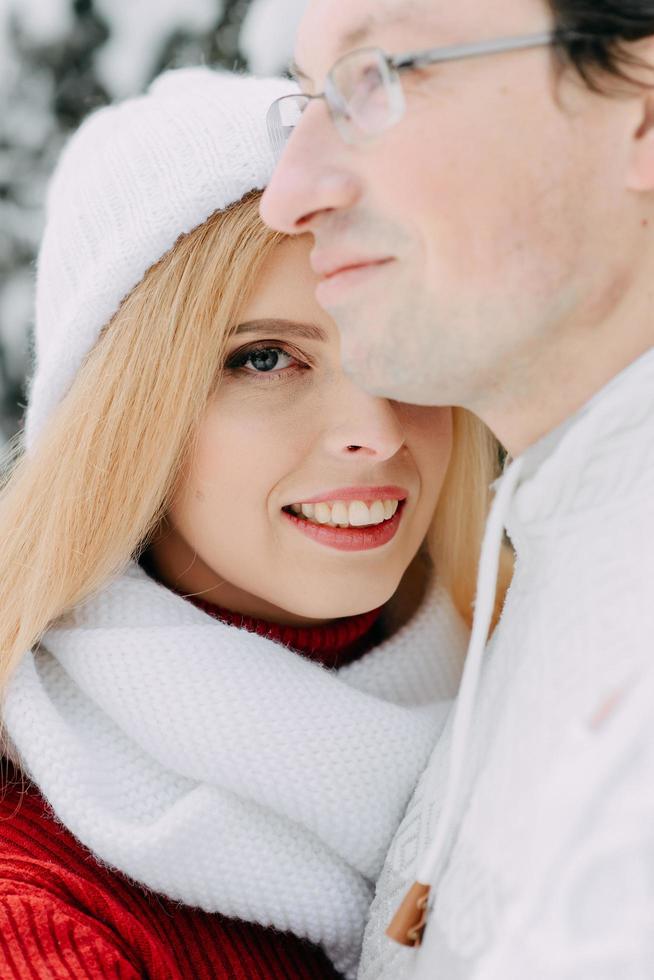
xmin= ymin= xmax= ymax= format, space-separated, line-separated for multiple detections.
xmin=288 ymin=497 xmax=402 ymax=528
xmin=314 ymin=502 xmax=331 ymax=524
xmin=348 ymin=501 xmax=371 ymax=527
xmin=331 ymin=501 xmax=349 ymax=526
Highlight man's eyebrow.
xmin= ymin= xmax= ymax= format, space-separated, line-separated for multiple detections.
xmin=289 ymin=59 xmax=310 ymax=85
xmin=291 ymin=18 xmax=374 ymax=86
xmin=339 ymin=16 xmax=376 ymax=52
xmin=340 ymin=6 xmax=426 ymax=55
xmin=291 ymin=8 xmax=418 ymax=85
xmin=233 ymin=319 xmax=327 ymax=342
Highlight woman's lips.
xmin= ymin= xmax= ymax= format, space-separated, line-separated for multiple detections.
xmin=298 ymin=485 xmax=408 ymax=505
xmin=282 ymin=500 xmax=406 ymax=552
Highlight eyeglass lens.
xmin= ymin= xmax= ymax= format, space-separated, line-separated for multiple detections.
xmin=330 ymin=48 xmax=405 ymax=138
xmin=268 ymin=48 xmax=406 ymax=155
xmin=267 ymin=94 xmax=309 ymax=156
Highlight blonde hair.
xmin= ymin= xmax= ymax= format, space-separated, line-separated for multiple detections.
xmin=430 ymin=409 xmax=513 ymax=629
xmin=0 ymin=191 xmax=510 ymax=705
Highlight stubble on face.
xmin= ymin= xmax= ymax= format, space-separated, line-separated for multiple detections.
xmin=297 ymin=0 xmax=448 ymax=405
xmin=309 ymin=204 xmax=446 ymax=402
xmin=296 ymin=0 xmax=538 ymax=411
xmin=297 ymin=0 xmax=648 ymax=448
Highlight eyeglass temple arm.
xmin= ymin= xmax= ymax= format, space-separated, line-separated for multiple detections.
xmin=391 ymin=31 xmax=559 ymax=72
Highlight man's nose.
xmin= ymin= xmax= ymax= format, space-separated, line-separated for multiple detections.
xmin=260 ymin=107 xmax=362 ymax=235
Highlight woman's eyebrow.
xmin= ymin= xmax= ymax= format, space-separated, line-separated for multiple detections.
xmin=234 ymin=319 xmax=327 ymax=341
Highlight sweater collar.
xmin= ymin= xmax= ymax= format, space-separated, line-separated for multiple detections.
xmin=137 ymin=549 xmax=385 ymax=669
xmin=180 ymin=592 xmax=384 ymax=669
xmin=504 ymin=345 xmax=654 ymax=535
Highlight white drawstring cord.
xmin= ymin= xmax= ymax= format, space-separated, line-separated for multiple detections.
xmin=416 ymin=455 xmax=526 ymax=886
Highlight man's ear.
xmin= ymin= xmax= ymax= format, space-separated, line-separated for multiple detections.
xmin=627 ymin=90 xmax=654 ymax=191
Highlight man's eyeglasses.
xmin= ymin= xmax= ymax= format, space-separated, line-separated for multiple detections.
xmin=267 ymin=31 xmax=572 ymax=158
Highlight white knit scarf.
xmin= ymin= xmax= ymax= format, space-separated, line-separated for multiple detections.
xmin=2 ymin=559 xmax=467 ymax=978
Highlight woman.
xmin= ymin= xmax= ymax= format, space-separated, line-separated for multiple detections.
xmin=0 ymin=68 xmax=507 ymax=979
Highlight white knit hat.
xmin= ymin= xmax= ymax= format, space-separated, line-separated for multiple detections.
xmin=23 ymin=67 xmax=296 ymax=453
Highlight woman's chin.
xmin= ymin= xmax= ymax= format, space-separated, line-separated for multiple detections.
xmin=281 ymin=584 xmax=398 ymax=622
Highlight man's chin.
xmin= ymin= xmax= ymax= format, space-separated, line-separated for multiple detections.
xmin=340 ymin=344 xmax=406 ymax=400
xmin=330 ymin=300 xmax=434 ymax=401
xmin=341 ymin=343 xmax=449 ymax=406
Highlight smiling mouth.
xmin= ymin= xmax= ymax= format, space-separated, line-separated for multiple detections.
xmin=282 ymin=498 xmax=402 ymax=529
xmin=282 ymin=497 xmax=407 ymax=553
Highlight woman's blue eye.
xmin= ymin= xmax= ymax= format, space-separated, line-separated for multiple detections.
xmin=239 ymin=347 xmax=295 ymax=373
xmin=225 ymin=344 xmax=306 ymax=379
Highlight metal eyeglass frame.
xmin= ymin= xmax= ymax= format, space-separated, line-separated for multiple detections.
xmin=267 ymin=30 xmax=570 ymax=153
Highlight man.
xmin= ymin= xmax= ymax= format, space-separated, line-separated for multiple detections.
xmin=260 ymin=2 xmax=654 ymax=978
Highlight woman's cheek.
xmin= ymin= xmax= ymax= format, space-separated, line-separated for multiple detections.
xmin=192 ymin=412 xmax=297 ymax=515
xmin=406 ymin=405 xmax=453 ymax=459
xmin=408 ymin=407 xmax=453 ymax=507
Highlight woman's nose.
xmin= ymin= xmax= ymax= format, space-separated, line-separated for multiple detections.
xmin=320 ymin=381 xmax=406 ymax=462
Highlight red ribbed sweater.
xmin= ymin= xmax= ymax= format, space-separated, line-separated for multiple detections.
xmin=0 ymin=594 xmax=383 ymax=979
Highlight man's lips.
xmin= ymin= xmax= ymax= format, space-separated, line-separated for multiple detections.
xmin=311 ymin=253 xmax=395 ymax=281
xmin=313 ymin=257 xmax=395 ymax=305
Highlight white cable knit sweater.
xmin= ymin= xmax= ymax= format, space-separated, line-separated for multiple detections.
xmin=359 ymin=346 xmax=654 ymax=980
xmin=1 ymin=557 xmax=468 ymax=979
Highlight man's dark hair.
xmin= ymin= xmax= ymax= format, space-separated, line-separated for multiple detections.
xmin=548 ymin=2 xmax=654 ymax=90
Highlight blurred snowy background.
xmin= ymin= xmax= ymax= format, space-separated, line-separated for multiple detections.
xmin=0 ymin=0 xmax=306 ymax=444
